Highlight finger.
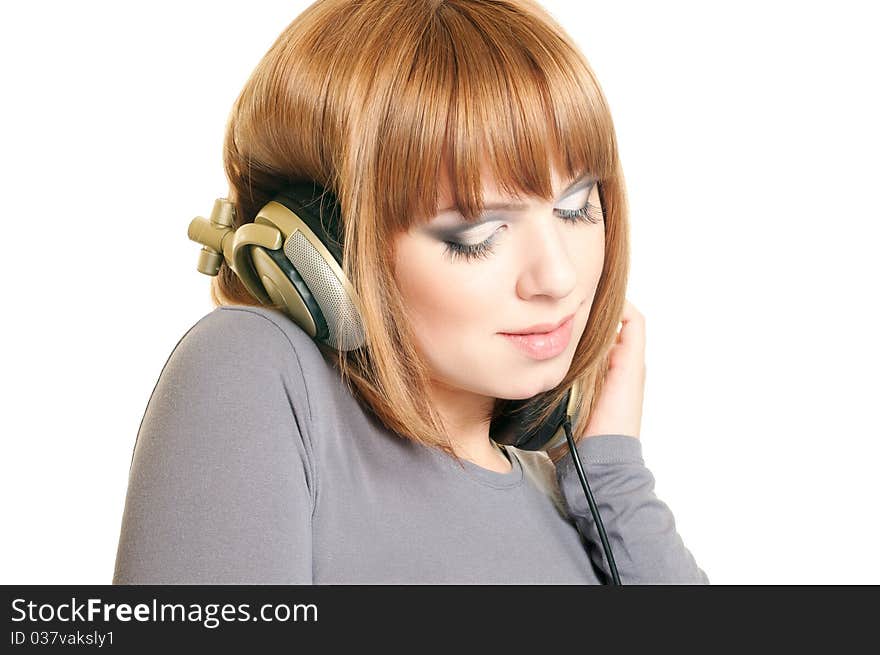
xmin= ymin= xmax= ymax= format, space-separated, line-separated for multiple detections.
xmin=615 ymin=299 xmax=636 ymax=333
xmin=620 ymin=298 xmax=641 ymax=323
xmin=616 ymin=298 xmax=645 ymax=355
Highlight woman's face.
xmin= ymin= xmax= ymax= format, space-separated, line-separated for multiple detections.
xmin=392 ymin=159 xmax=606 ymax=402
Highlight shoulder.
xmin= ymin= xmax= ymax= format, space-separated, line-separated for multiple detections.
xmin=190 ymin=304 xmax=325 ymax=364
xmin=164 ymin=304 xmax=336 ymax=428
xmin=181 ymin=304 xmax=332 ymax=379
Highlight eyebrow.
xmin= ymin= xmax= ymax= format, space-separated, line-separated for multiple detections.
xmin=436 ymin=172 xmax=595 ymax=218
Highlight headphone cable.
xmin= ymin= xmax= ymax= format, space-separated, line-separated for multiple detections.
xmin=563 ymin=416 xmax=622 ymax=585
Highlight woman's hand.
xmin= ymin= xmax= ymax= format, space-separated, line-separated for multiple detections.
xmin=583 ymin=298 xmax=646 ymax=439
xmin=547 ymin=298 xmax=646 ymax=464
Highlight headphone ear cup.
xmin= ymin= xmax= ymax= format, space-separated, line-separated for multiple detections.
xmin=243 ymin=180 xmax=367 ymax=351
xmin=490 ymin=377 xmax=583 ymax=452
xmin=248 ymin=242 xmax=332 ymax=341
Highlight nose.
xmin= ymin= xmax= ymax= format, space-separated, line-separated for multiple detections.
xmin=514 ymin=212 xmax=578 ymax=301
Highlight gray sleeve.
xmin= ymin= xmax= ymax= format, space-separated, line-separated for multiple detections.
xmin=554 ymin=434 xmax=709 ymax=584
xmin=112 ymin=309 xmax=316 ymax=584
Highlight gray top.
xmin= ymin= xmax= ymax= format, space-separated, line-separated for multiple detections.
xmin=112 ymin=305 xmax=709 ymax=584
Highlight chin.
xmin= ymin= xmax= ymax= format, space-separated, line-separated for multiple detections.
xmin=496 ymin=370 xmax=569 ymax=401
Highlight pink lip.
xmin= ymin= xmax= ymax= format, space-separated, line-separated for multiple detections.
xmin=499 ymin=314 xmax=575 ymax=360
xmin=502 ymin=312 xmax=575 ymax=335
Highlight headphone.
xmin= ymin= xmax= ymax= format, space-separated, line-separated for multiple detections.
xmin=187 ymin=178 xmax=621 ymax=584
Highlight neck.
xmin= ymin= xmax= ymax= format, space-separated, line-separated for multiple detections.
xmin=427 ymin=379 xmax=510 ymax=471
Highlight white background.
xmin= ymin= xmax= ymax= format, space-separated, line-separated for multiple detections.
xmin=1 ymin=0 xmax=877 ymax=584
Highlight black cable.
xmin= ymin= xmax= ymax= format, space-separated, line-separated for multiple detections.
xmin=563 ymin=416 xmax=621 ymax=585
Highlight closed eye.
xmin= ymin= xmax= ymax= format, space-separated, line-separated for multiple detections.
xmin=442 ymin=181 xmax=603 ymax=263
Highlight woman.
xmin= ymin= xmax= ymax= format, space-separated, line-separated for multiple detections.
xmin=112 ymin=0 xmax=709 ymax=584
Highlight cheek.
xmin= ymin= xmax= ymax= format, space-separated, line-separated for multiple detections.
xmin=583 ymin=228 xmax=605 ymax=285
xmin=393 ymin=238 xmax=499 ymax=336
xmin=401 ymin=268 xmax=497 ymax=335
xmin=570 ymin=229 xmax=605 ymax=334
xmin=570 ymin=220 xmax=605 ymax=281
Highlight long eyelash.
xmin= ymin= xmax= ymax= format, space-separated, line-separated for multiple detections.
xmin=443 ymin=236 xmax=497 ymax=263
xmin=555 ymin=199 xmax=604 ymax=224
xmin=442 ymin=197 xmax=604 ymax=263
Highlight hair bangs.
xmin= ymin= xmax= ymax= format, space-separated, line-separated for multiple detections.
xmin=375 ymin=1 xmax=618 ymax=232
